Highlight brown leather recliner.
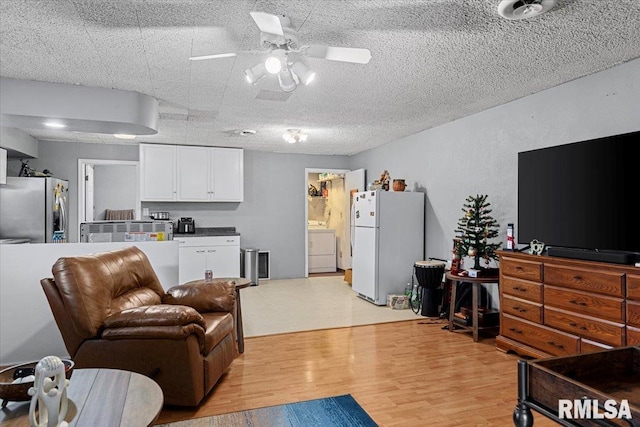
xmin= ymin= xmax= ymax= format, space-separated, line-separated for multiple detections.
xmin=40 ymin=246 xmax=237 ymax=406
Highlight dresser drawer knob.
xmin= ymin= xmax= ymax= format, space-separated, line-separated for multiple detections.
xmin=513 ymin=286 xmax=527 ymax=292
xmin=512 ymin=305 xmax=528 ymax=313
xmin=569 ymin=299 xmax=588 ymax=306
xmin=508 ymin=327 xmax=523 ymax=334
xmin=547 ymin=341 xmax=564 ymax=349
xmin=573 ymin=275 xmax=583 ymax=281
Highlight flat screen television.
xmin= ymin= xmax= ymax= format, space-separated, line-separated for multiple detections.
xmin=518 ymin=130 xmax=640 ymax=264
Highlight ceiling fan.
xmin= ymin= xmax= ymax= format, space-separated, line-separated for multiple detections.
xmin=189 ymin=11 xmax=372 ymax=92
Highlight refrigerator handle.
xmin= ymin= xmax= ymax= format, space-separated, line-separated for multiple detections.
xmin=59 ymin=195 xmax=67 ymax=235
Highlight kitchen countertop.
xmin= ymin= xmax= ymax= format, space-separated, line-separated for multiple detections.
xmin=174 ymin=227 xmax=239 ymax=237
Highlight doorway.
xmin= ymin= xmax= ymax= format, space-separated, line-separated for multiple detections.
xmin=304 ymin=168 xmax=365 ymax=277
xmin=77 ymin=159 xmax=140 ymax=233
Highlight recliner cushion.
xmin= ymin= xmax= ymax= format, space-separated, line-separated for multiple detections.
xmin=103 ymin=305 xmax=205 ymax=329
xmin=201 ymin=312 xmax=234 ymax=354
xmin=51 ymin=246 xmax=166 ymax=338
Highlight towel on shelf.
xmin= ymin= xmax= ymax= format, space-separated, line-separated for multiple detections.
xmin=105 ymin=209 xmax=135 ymax=220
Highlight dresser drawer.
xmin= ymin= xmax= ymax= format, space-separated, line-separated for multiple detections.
xmin=501 ymin=276 xmax=543 ymax=303
xmin=580 ymin=339 xmax=613 ymax=354
xmin=502 ymin=313 xmax=579 ymax=356
xmin=501 ymin=257 xmax=542 ymax=282
xmin=628 ymin=326 xmax=640 ymax=345
xmin=544 ymin=307 xmax=625 ymax=347
xmin=544 ymin=264 xmax=624 ymax=297
xmin=628 ymin=274 xmax=640 ymax=300
xmin=544 ymin=285 xmax=624 ymax=323
xmin=502 ymin=294 xmax=542 ymax=323
xmin=627 ymin=300 xmax=640 ymax=328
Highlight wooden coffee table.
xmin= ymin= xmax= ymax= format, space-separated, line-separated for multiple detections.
xmin=0 ymin=368 xmax=163 ymax=426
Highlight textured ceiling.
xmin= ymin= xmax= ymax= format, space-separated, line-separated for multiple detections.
xmin=1 ymin=0 xmax=639 ymax=155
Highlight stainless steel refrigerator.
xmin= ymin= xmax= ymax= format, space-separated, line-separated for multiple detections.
xmin=0 ymin=176 xmax=69 ymax=243
xmin=352 ymin=190 xmax=424 ymax=305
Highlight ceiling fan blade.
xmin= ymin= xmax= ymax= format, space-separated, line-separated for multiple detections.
xmin=189 ymin=52 xmax=237 ymax=61
xmin=250 ymin=11 xmax=284 ymax=37
xmin=301 ymin=45 xmax=372 ymax=64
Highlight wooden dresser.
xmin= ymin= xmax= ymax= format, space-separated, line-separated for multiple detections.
xmin=496 ymin=250 xmax=640 ymax=358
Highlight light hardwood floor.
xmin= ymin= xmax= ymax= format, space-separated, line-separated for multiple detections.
xmin=157 ymin=320 xmax=558 ymax=426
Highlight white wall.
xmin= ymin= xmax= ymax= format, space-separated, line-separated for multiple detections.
xmin=0 ymin=241 xmax=179 ymax=365
xmin=143 ymin=151 xmax=350 ymax=279
xmin=350 ymin=58 xmax=640 ymax=266
xmin=93 ymin=163 xmax=138 ymax=219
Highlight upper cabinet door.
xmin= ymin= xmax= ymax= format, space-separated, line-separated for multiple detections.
xmin=140 ymin=144 xmax=177 ymax=201
xmin=210 ymin=148 xmax=244 ymax=202
xmin=176 ymin=146 xmax=210 ymax=201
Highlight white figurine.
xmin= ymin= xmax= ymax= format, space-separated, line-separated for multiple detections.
xmin=28 ymin=356 xmax=70 ymax=427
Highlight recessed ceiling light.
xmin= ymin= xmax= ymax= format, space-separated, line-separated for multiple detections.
xmin=44 ymin=121 xmax=66 ymax=128
xmin=114 ymin=134 xmax=137 ymax=139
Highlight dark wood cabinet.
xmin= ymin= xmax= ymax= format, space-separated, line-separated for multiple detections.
xmin=497 ymin=251 xmax=638 ymax=357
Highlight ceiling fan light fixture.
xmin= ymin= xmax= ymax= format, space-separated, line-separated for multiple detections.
xmin=245 ymin=62 xmax=267 ymax=84
xmin=265 ymin=49 xmax=287 ymax=74
xmin=291 ymin=62 xmax=316 ymax=86
xmin=278 ymin=66 xmax=297 ymax=92
xmin=283 ymin=128 xmax=307 ymax=144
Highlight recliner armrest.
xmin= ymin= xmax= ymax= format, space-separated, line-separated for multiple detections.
xmin=163 ymin=280 xmax=236 ymax=313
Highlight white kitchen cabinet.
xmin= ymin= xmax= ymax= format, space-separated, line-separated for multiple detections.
xmin=140 ymin=144 xmax=243 ymax=202
xmin=210 ymin=147 xmax=244 ymax=202
xmin=308 ymin=229 xmax=336 ymax=273
xmin=176 ymin=146 xmax=210 ymax=201
xmin=140 ymin=144 xmax=177 ymax=201
xmin=177 ymin=236 xmax=241 ymax=283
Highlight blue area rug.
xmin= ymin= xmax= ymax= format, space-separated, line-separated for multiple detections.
xmin=159 ymin=394 xmax=378 ymax=427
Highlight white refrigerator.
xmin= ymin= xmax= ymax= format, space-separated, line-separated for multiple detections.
xmin=352 ymin=190 xmax=424 ymax=305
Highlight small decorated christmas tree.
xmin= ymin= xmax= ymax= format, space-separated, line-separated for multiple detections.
xmin=455 ymin=194 xmax=501 ymax=270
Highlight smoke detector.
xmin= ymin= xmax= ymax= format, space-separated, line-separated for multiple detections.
xmin=498 ymin=0 xmax=557 ymax=20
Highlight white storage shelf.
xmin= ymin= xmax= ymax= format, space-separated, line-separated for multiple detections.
xmin=177 ymin=235 xmax=240 ymax=283
xmin=308 ymin=228 xmax=336 ymax=273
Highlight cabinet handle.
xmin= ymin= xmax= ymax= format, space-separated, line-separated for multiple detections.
xmin=547 ymin=341 xmax=564 ymax=350
xmin=573 ymin=275 xmax=583 ymax=281
xmin=512 ymin=306 xmax=528 ymax=313
xmin=508 ymin=327 xmax=523 ymax=334
xmin=196 ymin=250 xmax=205 ymax=253
xmin=515 ymin=266 xmax=523 ymax=271
xmin=513 ymin=286 xmax=527 ymax=292
xmin=207 ymin=249 xmax=216 ymax=253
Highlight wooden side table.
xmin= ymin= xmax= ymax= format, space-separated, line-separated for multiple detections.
xmin=0 ymin=368 xmax=163 ymax=427
xmin=446 ymin=272 xmax=500 ymax=342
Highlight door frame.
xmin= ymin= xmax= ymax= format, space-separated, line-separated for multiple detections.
xmin=77 ymin=158 xmax=141 ymax=236
xmin=304 ymin=168 xmax=350 ymax=277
